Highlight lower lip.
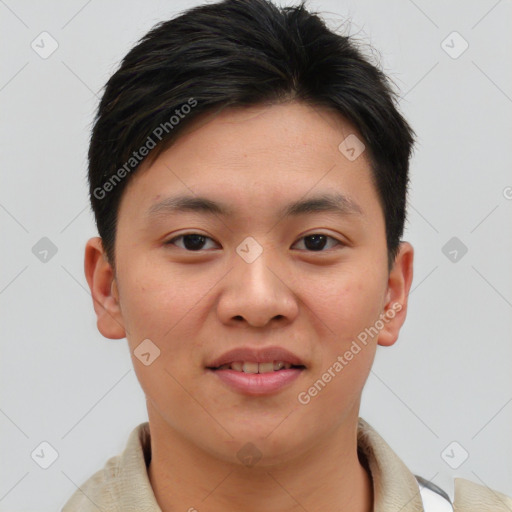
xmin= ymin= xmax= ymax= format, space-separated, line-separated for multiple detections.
xmin=208 ymin=368 xmax=304 ymax=395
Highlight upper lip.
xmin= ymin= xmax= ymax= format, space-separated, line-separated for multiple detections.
xmin=207 ymin=346 xmax=306 ymax=368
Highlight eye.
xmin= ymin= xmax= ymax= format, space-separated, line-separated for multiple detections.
xmin=291 ymin=233 xmax=344 ymax=252
xmin=165 ymin=233 xmax=219 ymax=251
xmin=165 ymin=232 xmax=344 ymax=252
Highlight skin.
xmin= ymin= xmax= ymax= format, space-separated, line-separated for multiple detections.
xmin=85 ymin=101 xmax=414 ymax=512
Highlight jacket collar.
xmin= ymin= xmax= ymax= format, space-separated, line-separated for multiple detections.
xmin=357 ymin=417 xmax=424 ymax=511
xmin=112 ymin=417 xmax=425 ymax=512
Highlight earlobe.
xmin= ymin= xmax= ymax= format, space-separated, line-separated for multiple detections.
xmin=377 ymin=242 xmax=414 ymax=347
xmin=84 ymin=237 xmax=127 ymax=340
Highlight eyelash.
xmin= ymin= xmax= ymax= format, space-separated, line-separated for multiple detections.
xmin=164 ymin=232 xmax=345 ymax=252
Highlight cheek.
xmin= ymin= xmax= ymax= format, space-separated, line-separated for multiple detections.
xmin=118 ymin=262 xmax=214 ymax=382
xmin=118 ymin=268 xmax=206 ymax=418
xmin=119 ymin=260 xmax=205 ymax=339
xmin=314 ymin=268 xmax=386 ymax=343
xmin=314 ymin=269 xmax=384 ymax=403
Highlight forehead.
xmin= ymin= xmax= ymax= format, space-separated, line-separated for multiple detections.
xmin=166 ymin=102 xmax=363 ymax=158
xmin=118 ymin=102 xmax=381 ymax=224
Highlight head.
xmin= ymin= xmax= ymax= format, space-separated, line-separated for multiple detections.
xmin=85 ymin=0 xmax=415 ymax=466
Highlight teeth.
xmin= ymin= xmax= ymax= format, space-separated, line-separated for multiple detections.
xmin=243 ymin=362 xmax=259 ymax=374
xmin=231 ymin=361 xmax=244 ymax=372
xmin=217 ymin=361 xmax=294 ymax=373
xmin=259 ymin=362 xmax=274 ymax=373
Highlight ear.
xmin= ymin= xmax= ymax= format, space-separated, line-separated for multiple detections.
xmin=84 ymin=237 xmax=127 ymax=339
xmin=377 ymin=241 xmax=414 ymax=347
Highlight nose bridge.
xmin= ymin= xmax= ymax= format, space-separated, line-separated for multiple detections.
xmin=218 ymin=236 xmax=298 ymax=326
xmin=235 ymin=236 xmax=285 ymax=297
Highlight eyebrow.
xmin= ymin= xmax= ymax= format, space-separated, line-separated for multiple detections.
xmin=145 ymin=192 xmax=364 ymax=220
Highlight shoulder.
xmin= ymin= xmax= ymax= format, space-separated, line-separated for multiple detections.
xmin=60 ymin=422 xmax=153 ymax=511
xmin=60 ymin=452 xmax=122 ymax=510
xmin=453 ymin=477 xmax=512 ymax=511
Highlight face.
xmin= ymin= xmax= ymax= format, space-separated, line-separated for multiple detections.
xmin=85 ymin=101 xmax=413 ymax=466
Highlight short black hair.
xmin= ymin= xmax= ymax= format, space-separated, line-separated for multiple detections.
xmin=88 ymin=0 xmax=415 ymax=273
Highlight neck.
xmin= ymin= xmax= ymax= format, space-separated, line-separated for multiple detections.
xmin=147 ymin=406 xmax=374 ymax=512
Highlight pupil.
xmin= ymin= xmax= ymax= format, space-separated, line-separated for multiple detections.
xmin=304 ymin=234 xmax=326 ymax=251
xmin=183 ymin=234 xmax=206 ymax=251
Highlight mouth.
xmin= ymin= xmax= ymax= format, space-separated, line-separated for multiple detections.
xmin=206 ymin=357 xmax=306 ymax=395
xmin=205 ymin=346 xmax=307 ymax=395
xmin=207 ymin=361 xmax=306 ymax=373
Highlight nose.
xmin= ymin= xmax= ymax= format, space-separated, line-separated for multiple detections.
xmin=216 ymin=245 xmax=299 ymax=329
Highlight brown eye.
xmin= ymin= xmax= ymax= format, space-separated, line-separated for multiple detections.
xmin=292 ymin=234 xmax=343 ymax=252
xmin=165 ymin=233 xmax=218 ymax=251
xmin=165 ymin=232 xmax=344 ymax=252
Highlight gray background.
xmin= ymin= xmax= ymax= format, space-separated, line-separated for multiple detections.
xmin=1 ymin=0 xmax=511 ymax=510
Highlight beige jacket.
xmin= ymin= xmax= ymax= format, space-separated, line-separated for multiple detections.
xmin=61 ymin=418 xmax=512 ymax=511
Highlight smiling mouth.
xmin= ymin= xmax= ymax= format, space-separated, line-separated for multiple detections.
xmin=208 ymin=361 xmax=306 ymax=373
